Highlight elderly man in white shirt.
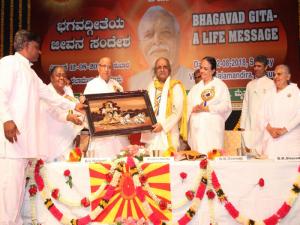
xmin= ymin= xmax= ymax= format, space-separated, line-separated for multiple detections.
xmin=0 ymin=30 xmax=84 ymax=225
xmin=140 ymin=57 xmax=187 ymax=156
xmin=240 ymin=55 xmax=274 ymax=152
xmin=84 ymin=57 xmax=129 ymax=158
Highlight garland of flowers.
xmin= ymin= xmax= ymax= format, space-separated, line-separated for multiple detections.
xmin=167 ymin=159 xmax=208 ymax=225
xmin=134 ymin=158 xmax=172 ymax=212
xmin=128 ymin=156 xmax=163 ymax=225
xmin=46 ymin=173 xmax=106 ymax=208
xmin=37 ymin=157 xmax=129 ymax=210
xmin=206 ymin=163 xmax=217 ymax=225
xmin=34 ymin=159 xmax=124 ymax=225
xmin=115 ymin=155 xmax=173 ymax=213
xmin=26 ymin=160 xmax=39 ymax=225
xmin=211 ymin=165 xmax=300 ymax=225
xmin=172 ymin=168 xmax=203 ymax=210
xmin=33 ymin=156 xmax=173 ymax=225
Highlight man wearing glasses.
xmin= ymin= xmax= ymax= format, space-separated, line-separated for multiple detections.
xmin=83 ymin=57 xmax=129 ymax=157
xmin=141 ymin=57 xmax=187 ymax=156
xmin=84 ymin=57 xmax=123 ymax=95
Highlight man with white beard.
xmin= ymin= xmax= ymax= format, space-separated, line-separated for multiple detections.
xmin=128 ymin=6 xmax=194 ymax=91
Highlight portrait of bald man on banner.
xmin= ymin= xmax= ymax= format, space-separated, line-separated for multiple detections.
xmin=128 ymin=6 xmax=194 ymax=91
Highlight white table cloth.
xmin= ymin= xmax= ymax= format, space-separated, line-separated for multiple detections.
xmin=22 ymin=160 xmax=300 ymax=225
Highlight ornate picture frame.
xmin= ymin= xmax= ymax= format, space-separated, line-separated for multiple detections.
xmin=84 ymin=90 xmax=157 ymax=136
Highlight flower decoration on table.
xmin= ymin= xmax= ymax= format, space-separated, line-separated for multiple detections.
xmin=88 ymin=156 xmax=172 ymax=224
xmin=115 ymin=216 xmax=149 ymax=225
xmin=81 ymin=197 xmax=90 ymax=208
xmin=207 ymin=149 xmax=225 ymax=160
xmin=68 ymin=147 xmax=82 ymax=162
xmin=63 ymin=169 xmax=73 ymax=188
xmin=118 ymin=145 xmax=149 ymax=161
xmin=33 ymin=159 xmax=109 ymax=225
xmin=51 ymin=188 xmax=60 ymax=199
xmin=258 ymin=178 xmax=265 ymax=188
xmin=29 ymin=184 xmax=38 ymax=197
xmin=206 ymin=189 xmax=215 ymax=200
xmin=26 ymin=160 xmax=40 ymax=225
xmin=180 ymin=172 xmax=187 ymax=183
xmin=185 ymin=190 xmax=195 ymax=201
xmin=174 ymin=159 xmax=209 ymax=225
xmin=200 ymin=158 xmax=208 ymax=169
xmin=210 ymin=165 xmax=300 ymax=225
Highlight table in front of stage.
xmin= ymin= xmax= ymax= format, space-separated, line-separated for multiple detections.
xmin=22 ymin=159 xmax=300 ymax=225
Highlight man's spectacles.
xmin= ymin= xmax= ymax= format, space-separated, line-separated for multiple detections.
xmin=99 ymin=64 xmax=112 ymax=70
xmin=54 ymin=73 xmax=67 ymax=78
xmin=156 ymin=65 xmax=169 ymax=71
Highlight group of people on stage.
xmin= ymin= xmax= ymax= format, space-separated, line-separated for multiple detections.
xmin=240 ymin=56 xmax=300 ymax=159
xmin=1 ymin=28 xmax=300 ymax=224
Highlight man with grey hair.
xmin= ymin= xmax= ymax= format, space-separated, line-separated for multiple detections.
xmin=84 ymin=56 xmax=129 ymax=158
xmin=128 ymin=6 xmax=194 ymax=91
xmin=0 ymin=30 xmax=84 ymax=224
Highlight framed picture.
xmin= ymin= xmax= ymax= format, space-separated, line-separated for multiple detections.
xmin=84 ymin=90 xmax=157 ymax=136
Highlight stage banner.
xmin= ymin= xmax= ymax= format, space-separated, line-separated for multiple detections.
xmin=31 ymin=0 xmax=299 ymax=109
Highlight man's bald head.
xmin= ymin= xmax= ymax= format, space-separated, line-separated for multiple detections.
xmin=137 ymin=6 xmax=180 ymax=68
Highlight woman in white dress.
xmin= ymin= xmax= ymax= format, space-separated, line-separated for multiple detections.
xmin=259 ymin=64 xmax=300 ymax=159
xmin=188 ymin=56 xmax=232 ymax=154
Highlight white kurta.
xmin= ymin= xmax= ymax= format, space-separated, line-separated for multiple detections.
xmin=84 ymin=76 xmax=129 ymax=158
xmin=260 ymin=84 xmax=300 ymax=159
xmin=128 ymin=66 xmax=194 ymax=91
xmin=240 ymin=76 xmax=274 ymax=149
xmin=188 ymin=77 xmax=232 ymax=154
xmin=0 ymin=53 xmax=75 ymax=225
xmin=41 ymin=84 xmax=83 ymax=161
xmin=140 ymin=77 xmax=185 ymax=151
xmin=0 ymin=53 xmax=75 ymax=159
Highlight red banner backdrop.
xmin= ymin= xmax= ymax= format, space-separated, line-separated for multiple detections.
xmin=31 ymin=0 xmax=299 ymax=100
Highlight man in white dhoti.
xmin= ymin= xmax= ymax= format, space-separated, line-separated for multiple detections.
xmin=140 ymin=57 xmax=187 ymax=156
xmin=0 ymin=30 xmax=85 ymax=225
xmin=128 ymin=6 xmax=194 ymax=91
xmin=259 ymin=64 xmax=300 ymax=159
xmin=42 ymin=66 xmax=84 ymax=161
xmin=240 ymin=55 xmax=274 ymax=151
xmin=84 ymin=57 xmax=129 ymax=158
xmin=188 ymin=56 xmax=232 ymax=154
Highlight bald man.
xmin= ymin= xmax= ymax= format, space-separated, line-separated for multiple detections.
xmin=84 ymin=57 xmax=129 ymax=158
xmin=128 ymin=6 xmax=194 ymax=91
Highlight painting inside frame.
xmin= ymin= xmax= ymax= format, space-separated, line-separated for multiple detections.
xmin=85 ymin=90 xmax=157 ymax=136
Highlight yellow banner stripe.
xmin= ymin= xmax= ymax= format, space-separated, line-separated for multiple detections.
xmin=122 ymin=200 xmax=128 ymax=218
xmin=90 ymin=177 xmax=105 ymax=186
xmin=148 ymin=173 xmax=170 ymax=183
xmin=130 ymin=199 xmax=139 ymax=219
xmin=145 ymin=196 xmax=172 ymax=220
xmin=142 ymin=163 xmax=164 ymax=174
xmin=149 ymin=188 xmax=171 ymax=200
xmin=103 ymin=194 xmax=122 ymax=223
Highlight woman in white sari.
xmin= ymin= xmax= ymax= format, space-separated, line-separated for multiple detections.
xmin=259 ymin=64 xmax=300 ymax=159
xmin=188 ymin=56 xmax=232 ymax=154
